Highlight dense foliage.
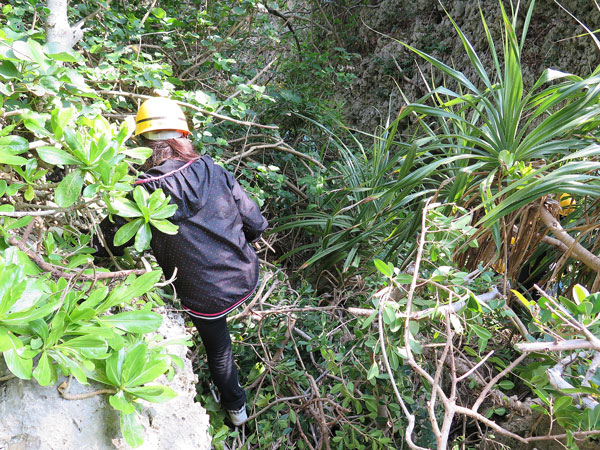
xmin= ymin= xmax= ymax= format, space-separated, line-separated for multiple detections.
xmin=1 ymin=1 xmax=600 ymax=449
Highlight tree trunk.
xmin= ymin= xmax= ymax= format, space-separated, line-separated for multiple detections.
xmin=46 ymin=0 xmax=82 ymax=52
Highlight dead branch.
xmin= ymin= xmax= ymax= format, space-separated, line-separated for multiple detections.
xmin=8 ymin=235 xmax=147 ymax=280
xmin=516 ymin=339 xmax=600 ymax=353
xmin=99 ymin=90 xmax=278 ymax=130
xmin=539 ymin=205 xmax=600 ymax=272
xmin=546 ymin=352 xmax=599 ymax=409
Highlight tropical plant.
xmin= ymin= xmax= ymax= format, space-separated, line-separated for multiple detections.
xmin=274 ymin=115 xmax=476 ymax=279
xmin=389 ymin=0 xmax=600 ymax=290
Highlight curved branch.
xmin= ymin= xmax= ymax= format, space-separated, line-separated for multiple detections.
xmin=7 ymin=235 xmax=147 ymax=280
xmin=99 ymin=90 xmax=278 ymax=130
xmin=539 ymin=206 xmax=600 ymax=272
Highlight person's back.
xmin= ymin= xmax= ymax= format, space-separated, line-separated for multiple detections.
xmin=136 ymin=154 xmax=267 ymax=319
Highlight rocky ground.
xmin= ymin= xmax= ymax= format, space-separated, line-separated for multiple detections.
xmin=0 ymin=309 xmax=210 ymax=450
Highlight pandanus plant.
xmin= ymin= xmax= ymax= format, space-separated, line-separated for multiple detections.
xmin=394 ymin=0 xmax=600 ymax=292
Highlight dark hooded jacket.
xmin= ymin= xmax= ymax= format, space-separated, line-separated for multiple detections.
xmin=97 ymin=155 xmax=268 ymax=319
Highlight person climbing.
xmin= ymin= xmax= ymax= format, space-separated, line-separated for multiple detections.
xmin=94 ymin=97 xmax=268 ymax=426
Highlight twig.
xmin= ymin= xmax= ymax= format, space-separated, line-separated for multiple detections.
xmin=456 ymin=350 xmax=494 ymax=383
xmin=99 ymin=90 xmax=278 ymax=130
xmin=377 ymin=285 xmax=423 ymax=446
xmin=225 ymin=141 xmax=325 ymax=169
xmin=245 ymin=394 xmax=309 ymax=422
xmin=402 ymin=200 xmax=438 ymax=449
xmin=472 ymin=353 xmax=527 ymax=413
xmin=57 ymin=381 xmax=117 ymax=400
xmin=308 ymin=374 xmax=331 ymax=450
xmin=525 ymin=430 xmax=600 ymax=443
xmin=8 ymin=235 xmax=147 ymax=280
xmin=546 ymin=352 xmax=599 ymax=409
xmin=140 ymin=0 xmax=158 ymax=26
xmin=0 ymin=198 xmax=99 ymax=217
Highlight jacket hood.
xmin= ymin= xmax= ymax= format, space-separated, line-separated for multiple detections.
xmin=136 ymin=156 xmax=215 ymax=221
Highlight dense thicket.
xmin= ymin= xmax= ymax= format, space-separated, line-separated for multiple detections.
xmin=1 ymin=1 xmax=600 ymax=449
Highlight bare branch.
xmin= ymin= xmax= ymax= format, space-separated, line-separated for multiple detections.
xmin=99 ymin=90 xmax=278 ymax=130
xmin=516 ymin=339 xmax=600 ymax=353
xmin=539 ymin=205 xmax=600 ymax=273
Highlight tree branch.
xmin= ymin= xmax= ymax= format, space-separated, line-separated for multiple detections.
xmin=516 ymin=339 xmax=600 ymax=353
xmin=7 ymin=235 xmax=147 ymax=280
xmin=539 ymin=205 xmax=600 ymax=272
xmin=99 ymin=90 xmax=278 ymax=130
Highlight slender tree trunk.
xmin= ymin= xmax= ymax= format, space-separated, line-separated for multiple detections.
xmin=46 ymin=0 xmax=83 ymax=51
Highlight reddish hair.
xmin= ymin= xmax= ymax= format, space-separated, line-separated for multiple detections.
xmin=142 ymin=137 xmax=198 ymax=168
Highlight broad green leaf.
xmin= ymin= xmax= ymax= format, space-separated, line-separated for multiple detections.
xmin=100 ymin=271 xmax=162 ymax=312
xmin=0 ymin=298 xmax=59 ymax=326
xmin=120 ymin=411 xmax=144 ymax=448
xmin=133 ymin=186 xmax=149 ymax=210
xmin=111 ymin=198 xmax=143 ymax=218
xmin=134 ymin=223 xmax=152 ymax=252
xmin=5 ymin=215 xmax=33 ymax=232
xmin=3 ymin=335 xmax=33 ymax=380
xmin=37 ymin=146 xmax=81 ymax=166
xmin=149 ymin=204 xmax=177 ymax=219
xmin=109 ymin=391 xmax=136 ymax=414
xmin=69 ymin=307 xmax=96 ymax=323
xmin=47 ymin=51 xmax=79 ymax=63
xmin=47 ymin=349 xmax=88 ymax=384
xmin=0 ymin=61 xmax=19 ymax=79
xmin=56 ymin=335 xmax=109 ymax=360
xmin=573 ymin=285 xmax=589 ymax=305
xmin=151 ymin=7 xmax=166 ymax=18
xmin=120 ymin=342 xmax=147 ymax=385
xmin=0 ymin=135 xmax=28 ymax=154
xmin=26 ymin=39 xmax=49 ymax=69
xmin=77 ymin=286 xmax=108 ymax=310
xmin=55 ymin=169 xmax=84 ymax=207
xmin=382 ymin=304 xmax=395 ymax=325
xmin=471 ymin=324 xmax=492 ymax=340
xmin=361 ymin=310 xmax=377 ymax=329
xmin=395 ymin=274 xmax=414 ymax=284
xmin=67 ymin=254 xmax=93 ymax=268
xmin=0 ymin=327 xmax=12 ymax=352
xmin=33 ymin=351 xmax=56 ymax=386
xmin=125 ymin=385 xmax=177 ymax=403
xmin=367 ymin=362 xmax=379 ymax=381
xmin=114 ymin=218 xmax=143 ymax=247
xmin=125 ymin=353 xmax=171 ymax=387
xmin=106 ymin=348 xmax=126 ymax=387
xmin=98 ymin=310 xmax=162 ymax=334
xmin=121 ymin=147 xmax=152 ymax=160
xmin=149 ymin=219 xmax=178 ymax=235
xmin=554 ymin=396 xmax=573 ymax=412
xmin=0 ymin=151 xmax=27 ymax=165
xmin=374 ymin=259 xmax=392 ymax=277
xmin=497 ymin=380 xmax=514 ymax=390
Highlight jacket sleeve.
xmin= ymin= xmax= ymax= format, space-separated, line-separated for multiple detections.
xmin=92 ymin=215 xmax=132 ymax=257
xmin=226 ymin=171 xmax=268 ymax=242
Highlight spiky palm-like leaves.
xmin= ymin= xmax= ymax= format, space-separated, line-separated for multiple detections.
xmin=395 ymin=1 xmax=600 ymax=287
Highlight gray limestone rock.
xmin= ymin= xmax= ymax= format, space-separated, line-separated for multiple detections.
xmin=0 ymin=309 xmax=210 ymax=450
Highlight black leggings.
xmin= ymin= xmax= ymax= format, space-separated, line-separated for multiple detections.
xmin=189 ymin=315 xmax=246 ymax=410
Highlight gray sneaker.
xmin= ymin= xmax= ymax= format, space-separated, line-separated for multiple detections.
xmin=227 ymin=404 xmax=248 ymax=426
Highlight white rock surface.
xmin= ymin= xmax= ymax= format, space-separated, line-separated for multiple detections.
xmin=0 ymin=309 xmax=210 ymax=450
